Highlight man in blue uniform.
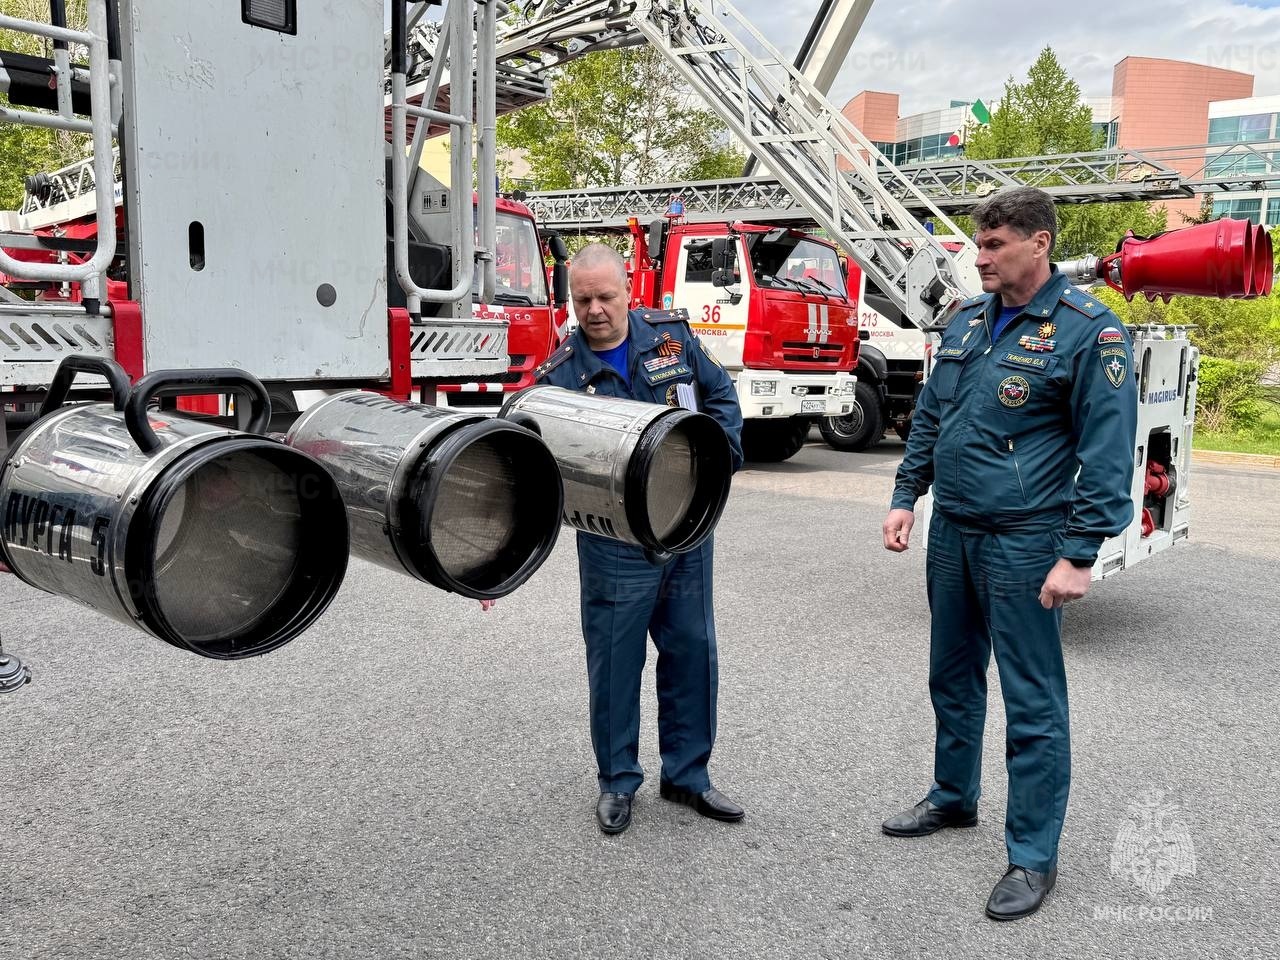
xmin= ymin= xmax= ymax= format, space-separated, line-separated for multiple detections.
xmin=535 ymin=242 xmax=745 ymax=835
xmin=880 ymin=187 xmax=1138 ymax=920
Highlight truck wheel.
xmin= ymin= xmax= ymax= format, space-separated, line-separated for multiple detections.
xmin=819 ymin=381 xmax=883 ymax=451
xmin=267 ymin=391 xmax=298 ymax=413
xmin=742 ymin=416 xmax=810 ymax=463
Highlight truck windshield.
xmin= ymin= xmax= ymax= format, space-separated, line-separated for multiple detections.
xmin=746 ymin=234 xmax=845 ymax=297
xmin=476 ymin=212 xmax=549 ymax=306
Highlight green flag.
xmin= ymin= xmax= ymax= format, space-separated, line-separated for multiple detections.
xmin=971 ymin=99 xmax=991 ymax=125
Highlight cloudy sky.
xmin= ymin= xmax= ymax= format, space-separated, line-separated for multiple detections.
xmin=729 ymin=0 xmax=1280 ymax=115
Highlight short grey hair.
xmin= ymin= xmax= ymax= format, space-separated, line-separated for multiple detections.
xmin=971 ymin=186 xmax=1057 ymax=250
xmin=570 ymin=242 xmax=628 ymax=285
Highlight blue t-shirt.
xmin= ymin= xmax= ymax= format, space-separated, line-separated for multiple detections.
xmin=593 ymin=340 xmax=630 ymax=386
xmin=991 ymin=304 xmax=1025 ymax=343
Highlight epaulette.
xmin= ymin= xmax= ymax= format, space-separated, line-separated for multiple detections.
xmin=637 ymin=307 xmax=693 ymax=329
xmin=1059 ymin=285 xmax=1108 ymax=318
xmin=533 ymin=340 xmax=575 ymax=381
xmin=943 ymin=294 xmax=987 ymax=328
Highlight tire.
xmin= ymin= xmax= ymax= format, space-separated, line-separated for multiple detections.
xmin=741 ymin=416 xmax=811 ymax=463
xmin=819 ymin=380 xmax=884 ymax=451
xmin=267 ymin=391 xmax=298 ymax=414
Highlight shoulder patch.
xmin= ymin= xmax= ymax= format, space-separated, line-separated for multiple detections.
xmin=1097 ymin=326 xmax=1125 ymax=345
xmin=1059 ymin=288 xmax=1107 ymax=318
xmin=533 ymin=341 xmax=574 ymax=381
xmin=699 ymin=338 xmax=721 ymax=368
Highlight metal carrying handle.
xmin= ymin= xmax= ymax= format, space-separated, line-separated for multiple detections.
xmin=125 ymin=369 xmax=272 ymax=455
xmin=39 ymin=354 xmax=132 ymax=416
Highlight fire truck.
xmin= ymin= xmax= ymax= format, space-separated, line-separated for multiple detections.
xmin=823 ymin=255 xmax=961 ymax=452
xmin=620 ymin=215 xmax=858 ymax=462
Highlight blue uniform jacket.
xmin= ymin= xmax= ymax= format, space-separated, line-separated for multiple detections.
xmin=891 ymin=268 xmax=1138 ymax=564
xmin=534 ymin=308 xmax=745 ymax=472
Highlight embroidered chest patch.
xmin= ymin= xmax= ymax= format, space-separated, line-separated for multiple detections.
xmin=1038 ymin=321 xmax=1056 ymax=339
xmin=997 ymin=375 xmax=1031 ymax=407
xmin=1099 ymin=346 xmax=1128 ymax=388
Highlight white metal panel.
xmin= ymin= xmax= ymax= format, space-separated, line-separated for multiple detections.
xmin=671 ymin=236 xmax=750 ymax=371
xmin=119 ymin=0 xmax=388 ymax=379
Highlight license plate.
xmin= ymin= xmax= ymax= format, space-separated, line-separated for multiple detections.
xmin=801 ymin=399 xmax=825 ymax=414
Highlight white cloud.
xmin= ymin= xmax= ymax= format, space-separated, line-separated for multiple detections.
xmin=730 ymin=0 xmax=1280 ymax=119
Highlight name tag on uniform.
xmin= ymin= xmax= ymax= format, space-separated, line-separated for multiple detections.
xmin=936 ymin=346 xmax=970 ymax=359
xmin=642 ymin=363 xmax=693 ymax=386
xmin=1001 ymin=352 xmax=1050 ymax=370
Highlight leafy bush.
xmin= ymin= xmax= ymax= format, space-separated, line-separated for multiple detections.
xmin=1195 ymin=355 xmax=1265 ymax=431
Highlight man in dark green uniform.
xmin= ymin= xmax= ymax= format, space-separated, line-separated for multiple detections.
xmin=880 ymin=186 xmax=1138 ymax=920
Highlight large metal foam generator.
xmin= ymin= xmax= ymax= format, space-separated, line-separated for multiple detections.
xmin=286 ymin=392 xmax=563 ymax=599
xmin=0 ymin=357 xmax=350 ymax=659
xmin=498 ymin=385 xmax=733 ymax=554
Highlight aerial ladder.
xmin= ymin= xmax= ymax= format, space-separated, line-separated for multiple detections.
xmin=497 ymin=0 xmax=980 ymax=330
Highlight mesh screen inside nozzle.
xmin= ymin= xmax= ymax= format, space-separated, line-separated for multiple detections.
xmin=150 ymin=451 xmax=303 ymax=643
xmin=645 ymin=426 xmax=698 ymax=541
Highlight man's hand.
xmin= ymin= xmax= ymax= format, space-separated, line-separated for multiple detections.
xmin=1038 ymin=558 xmax=1092 ymax=609
xmin=883 ymin=509 xmax=915 ymax=553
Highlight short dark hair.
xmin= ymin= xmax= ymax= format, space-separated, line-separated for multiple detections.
xmin=971 ymin=186 xmax=1057 ymax=250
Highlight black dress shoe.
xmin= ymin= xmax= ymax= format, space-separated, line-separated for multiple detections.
xmin=985 ymin=864 xmax=1057 ymax=920
xmin=659 ymin=781 xmax=745 ymax=822
xmin=596 ymin=792 xmax=633 ymax=834
xmin=881 ymin=798 xmax=978 ymax=837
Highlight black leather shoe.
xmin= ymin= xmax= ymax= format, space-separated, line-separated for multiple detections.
xmin=985 ymin=864 xmax=1057 ymax=920
xmin=881 ymin=798 xmax=978 ymax=837
xmin=659 ymin=780 xmax=745 ymax=822
xmin=596 ymin=792 xmax=633 ymax=834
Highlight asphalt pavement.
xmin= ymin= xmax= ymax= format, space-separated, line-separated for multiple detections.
xmin=1 ymin=437 xmax=1276 ymax=960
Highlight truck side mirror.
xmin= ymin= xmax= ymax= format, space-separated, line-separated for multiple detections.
xmin=711 ymin=237 xmax=736 ymax=288
xmin=552 ymin=261 xmax=568 ymax=306
xmin=547 ymin=233 xmax=569 ymax=263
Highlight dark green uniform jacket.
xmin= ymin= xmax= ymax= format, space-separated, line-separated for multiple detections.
xmin=891 ymin=268 xmax=1138 ymax=564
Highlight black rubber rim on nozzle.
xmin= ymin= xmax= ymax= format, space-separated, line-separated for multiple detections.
xmin=399 ymin=418 xmax=564 ymax=600
xmin=623 ymin=409 xmax=732 ymax=555
xmin=124 ymin=437 xmax=349 ymax=659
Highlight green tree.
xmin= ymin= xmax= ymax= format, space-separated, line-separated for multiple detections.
xmin=0 ymin=0 xmax=91 ymax=209
xmin=496 ymin=46 xmax=745 ymax=190
xmin=963 ymin=47 xmax=1167 ymax=260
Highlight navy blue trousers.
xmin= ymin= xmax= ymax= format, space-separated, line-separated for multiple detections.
xmin=925 ymin=512 xmax=1071 ymax=873
xmin=576 ymin=533 xmax=718 ymax=794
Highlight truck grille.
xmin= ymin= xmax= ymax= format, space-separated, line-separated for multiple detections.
xmin=780 ymin=342 xmax=846 ymax=364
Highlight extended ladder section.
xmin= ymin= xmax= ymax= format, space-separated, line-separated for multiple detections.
xmin=525 ymin=148 xmax=1197 ymax=228
xmin=501 ymin=0 xmax=980 ymax=325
